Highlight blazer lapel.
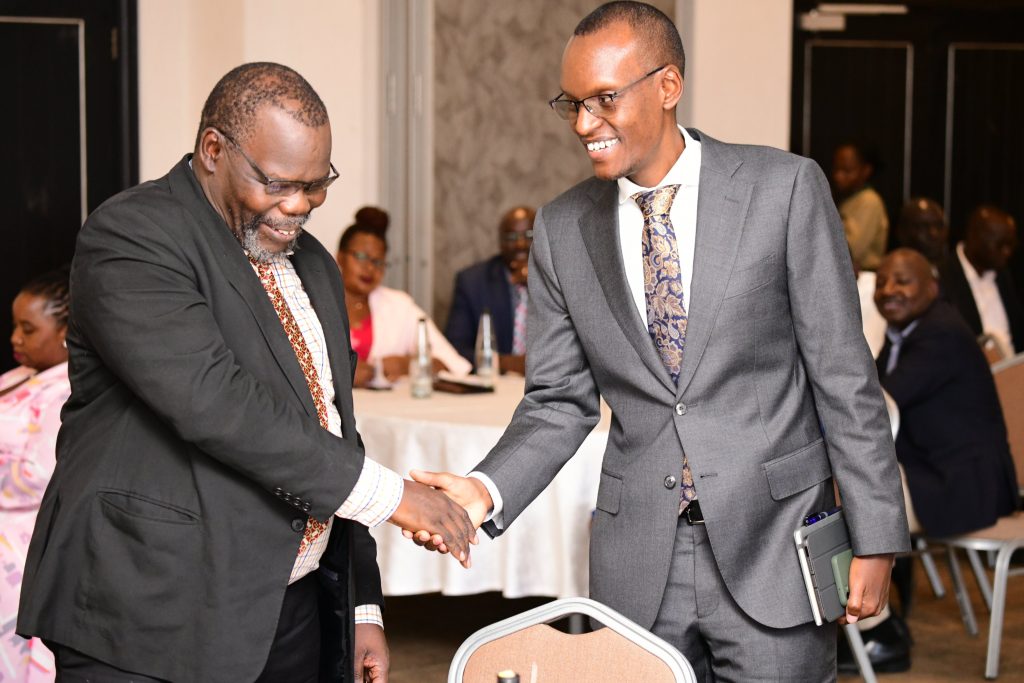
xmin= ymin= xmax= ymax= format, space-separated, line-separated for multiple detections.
xmin=580 ymin=182 xmax=676 ymax=395
xmin=167 ymin=159 xmax=318 ymax=419
xmin=292 ymin=243 xmax=357 ymax=439
xmin=677 ymin=133 xmax=753 ymax=397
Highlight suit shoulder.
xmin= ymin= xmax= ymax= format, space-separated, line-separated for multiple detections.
xmin=456 ymin=255 xmax=503 ymax=283
xmin=729 ymin=144 xmax=815 ymax=183
xmin=541 ymin=176 xmax=610 ymax=222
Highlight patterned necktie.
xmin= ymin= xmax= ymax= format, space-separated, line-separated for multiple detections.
xmin=632 ymin=185 xmax=697 ymax=510
xmin=511 ymin=283 xmax=528 ymax=355
xmin=251 ymin=257 xmax=329 ymax=555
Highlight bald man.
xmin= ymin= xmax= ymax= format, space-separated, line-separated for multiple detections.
xmin=896 ymin=197 xmax=949 ymax=267
xmin=445 ymin=206 xmax=537 ymax=375
xmin=939 ymin=205 xmax=1024 ymax=354
xmin=876 ymin=249 xmax=1018 ymax=538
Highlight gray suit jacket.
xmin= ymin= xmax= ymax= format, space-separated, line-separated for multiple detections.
xmin=476 ymin=130 xmax=910 ymax=630
xmin=18 ymin=156 xmax=379 ymax=682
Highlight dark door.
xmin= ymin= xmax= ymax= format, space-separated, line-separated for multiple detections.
xmin=792 ymin=1 xmax=1024 ymax=249
xmin=0 ymin=0 xmax=137 ymax=370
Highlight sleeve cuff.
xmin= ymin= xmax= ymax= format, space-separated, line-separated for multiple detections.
xmin=336 ymin=458 xmax=404 ymax=527
xmin=467 ymin=471 xmax=504 ymax=530
xmin=354 ymin=604 xmax=384 ymax=628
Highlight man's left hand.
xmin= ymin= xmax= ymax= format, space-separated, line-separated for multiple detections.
xmin=841 ymin=553 xmax=895 ymax=625
xmin=354 ymin=623 xmax=389 ymax=682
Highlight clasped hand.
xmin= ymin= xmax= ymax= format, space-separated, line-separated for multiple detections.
xmin=398 ymin=471 xmax=492 ymax=562
xmin=386 ymin=478 xmax=480 ymax=568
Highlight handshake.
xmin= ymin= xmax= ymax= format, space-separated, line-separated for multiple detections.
xmin=386 ymin=470 xmax=493 ymax=569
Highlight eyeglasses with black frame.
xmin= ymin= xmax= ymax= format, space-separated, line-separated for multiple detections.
xmin=213 ymin=127 xmax=340 ymax=197
xmin=548 ymin=64 xmax=668 ymax=121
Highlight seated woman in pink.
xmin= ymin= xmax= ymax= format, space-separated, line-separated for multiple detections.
xmin=336 ymin=207 xmax=471 ymax=387
xmin=0 ymin=268 xmax=70 ymax=682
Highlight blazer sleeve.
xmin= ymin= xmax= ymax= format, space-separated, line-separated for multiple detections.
xmin=476 ymin=207 xmax=602 ymax=535
xmin=444 ymin=270 xmax=478 ymax=365
xmin=70 ymin=200 xmax=364 ymax=520
xmin=785 ymin=159 xmax=910 ymax=556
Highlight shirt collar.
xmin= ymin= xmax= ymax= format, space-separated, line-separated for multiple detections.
xmin=617 ymin=125 xmax=701 ymax=206
xmin=957 ymin=241 xmax=994 ymax=283
xmin=885 ymin=318 xmax=920 ymax=345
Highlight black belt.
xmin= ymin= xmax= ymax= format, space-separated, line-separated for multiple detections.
xmin=682 ymin=499 xmax=704 ymax=525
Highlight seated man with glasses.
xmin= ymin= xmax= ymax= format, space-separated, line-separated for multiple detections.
xmin=336 ymin=206 xmax=470 ymax=387
xmin=445 ymin=206 xmax=537 ymax=375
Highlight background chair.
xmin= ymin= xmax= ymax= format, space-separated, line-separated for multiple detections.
xmin=977 ymin=333 xmax=1011 ymax=366
xmin=448 ymin=597 xmax=697 ymax=683
xmin=925 ymin=352 xmax=1024 ymax=679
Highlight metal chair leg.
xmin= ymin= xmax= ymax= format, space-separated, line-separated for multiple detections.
xmin=947 ymin=546 xmax=979 ymax=636
xmin=967 ymin=548 xmax=994 ymax=610
xmin=843 ymin=623 xmax=878 ymax=683
xmin=983 ymin=542 xmax=1021 ymax=679
xmin=916 ymin=537 xmax=946 ymax=598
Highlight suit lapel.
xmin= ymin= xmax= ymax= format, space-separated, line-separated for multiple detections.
xmin=292 ymin=244 xmax=357 ymax=438
xmin=167 ymin=160 xmax=318 ymax=419
xmin=676 ymin=133 xmax=752 ymax=397
xmin=580 ymin=182 xmax=676 ymax=394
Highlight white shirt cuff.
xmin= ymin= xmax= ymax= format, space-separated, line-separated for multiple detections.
xmin=354 ymin=604 xmax=384 ymax=628
xmin=467 ymin=471 xmax=504 ymax=530
xmin=336 ymin=458 xmax=404 ymax=527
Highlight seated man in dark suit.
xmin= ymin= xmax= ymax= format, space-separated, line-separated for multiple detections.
xmin=876 ymin=248 xmax=1018 ymax=537
xmin=842 ymin=248 xmax=1020 ymax=673
xmin=939 ymin=205 xmax=1023 ymax=354
xmin=445 ymin=206 xmax=536 ymax=374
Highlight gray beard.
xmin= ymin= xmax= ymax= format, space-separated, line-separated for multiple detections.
xmin=238 ymin=213 xmax=307 ymax=263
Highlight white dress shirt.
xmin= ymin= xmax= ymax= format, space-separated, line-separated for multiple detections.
xmin=471 ymin=126 xmax=700 ymax=528
xmin=956 ymin=242 xmax=1014 ymax=352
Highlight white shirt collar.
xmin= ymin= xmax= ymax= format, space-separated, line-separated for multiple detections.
xmin=956 ymin=241 xmax=995 ymax=283
xmin=617 ymin=126 xmax=701 ymax=205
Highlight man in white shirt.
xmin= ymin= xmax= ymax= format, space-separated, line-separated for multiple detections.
xmin=406 ymin=2 xmax=908 ymax=679
xmin=939 ymin=204 xmax=1023 ymax=355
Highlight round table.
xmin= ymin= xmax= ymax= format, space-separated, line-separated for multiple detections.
xmin=355 ymin=375 xmax=610 ymax=598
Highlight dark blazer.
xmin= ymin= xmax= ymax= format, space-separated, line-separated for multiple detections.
xmin=939 ymin=252 xmax=1024 ymax=352
xmin=877 ymin=301 xmax=1019 ymax=537
xmin=18 ymin=156 xmax=381 ymax=682
xmin=445 ymin=255 xmax=515 ymax=365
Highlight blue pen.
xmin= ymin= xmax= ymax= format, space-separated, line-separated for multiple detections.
xmin=803 ymin=506 xmax=841 ymax=526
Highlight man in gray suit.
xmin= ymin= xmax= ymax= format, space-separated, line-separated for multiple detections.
xmin=412 ymin=2 xmax=909 ymax=679
xmin=18 ymin=63 xmax=474 ymax=682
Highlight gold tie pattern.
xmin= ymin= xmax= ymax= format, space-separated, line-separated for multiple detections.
xmin=632 ymin=185 xmax=697 ymax=510
xmin=251 ymin=257 xmax=329 ymax=555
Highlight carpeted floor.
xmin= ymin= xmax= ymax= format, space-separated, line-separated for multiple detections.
xmin=384 ymin=551 xmax=1024 ymax=682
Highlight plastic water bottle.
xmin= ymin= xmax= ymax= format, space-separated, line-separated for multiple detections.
xmin=475 ymin=308 xmax=498 ymax=384
xmin=410 ymin=318 xmax=433 ymax=398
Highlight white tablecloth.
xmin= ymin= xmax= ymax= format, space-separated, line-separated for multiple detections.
xmin=355 ymin=376 xmax=610 ymax=598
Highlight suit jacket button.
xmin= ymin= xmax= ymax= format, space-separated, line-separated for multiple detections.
xmin=302 ymin=502 xmax=312 ymax=512
xmin=664 ymin=475 xmax=677 ymax=489
xmin=675 ymin=402 xmax=686 ymax=416
xmin=291 ymin=518 xmax=306 ymax=533
xmin=273 ymin=487 xmax=283 ymax=497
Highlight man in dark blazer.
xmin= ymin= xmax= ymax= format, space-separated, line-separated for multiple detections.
xmin=17 ymin=63 xmax=474 ymax=683
xmin=445 ymin=206 xmax=536 ymax=374
xmin=939 ymin=205 xmax=1023 ymax=354
xmin=407 ymin=3 xmax=909 ymax=679
xmin=876 ymin=249 xmax=1018 ymax=537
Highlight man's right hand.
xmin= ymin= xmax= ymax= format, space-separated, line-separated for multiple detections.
xmin=387 ymin=479 xmax=477 ymax=568
xmin=401 ymin=471 xmax=492 ymax=553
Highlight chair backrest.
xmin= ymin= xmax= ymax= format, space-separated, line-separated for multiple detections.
xmin=449 ymin=597 xmax=697 ymax=683
xmin=979 ymin=333 xmax=1010 ymax=366
xmin=992 ymin=353 xmax=1024 ymax=492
